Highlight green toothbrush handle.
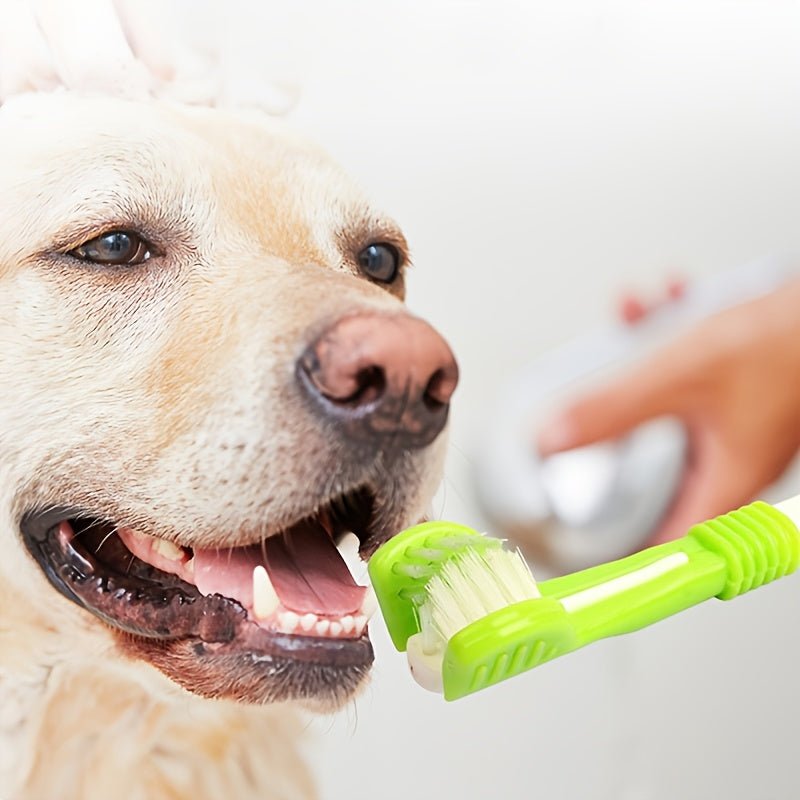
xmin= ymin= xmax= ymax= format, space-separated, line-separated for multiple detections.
xmin=541 ymin=501 xmax=800 ymax=645
xmin=443 ymin=501 xmax=800 ymax=700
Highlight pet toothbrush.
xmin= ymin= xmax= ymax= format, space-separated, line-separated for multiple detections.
xmin=367 ymin=496 xmax=800 ymax=701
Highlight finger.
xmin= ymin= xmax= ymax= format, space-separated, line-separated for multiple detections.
xmin=113 ymin=0 xmax=178 ymax=82
xmin=115 ymin=0 xmax=222 ymax=105
xmin=33 ymin=0 xmax=152 ymax=99
xmin=0 ymin=0 xmax=60 ymax=98
xmin=537 ymin=363 xmax=692 ymax=459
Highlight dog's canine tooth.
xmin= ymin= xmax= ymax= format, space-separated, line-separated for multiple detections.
xmin=252 ymin=566 xmax=280 ymax=620
xmin=183 ymin=557 xmax=195 ymax=576
xmin=354 ymin=614 xmax=367 ymax=635
xmin=315 ymin=619 xmax=330 ymax=636
xmin=153 ymin=538 xmax=185 ymax=562
xmin=299 ymin=613 xmax=317 ymax=632
xmin=336 ymin=532 xmax=364 ymax=582
xmin=360 ymin=585 xmax=378 ymax=619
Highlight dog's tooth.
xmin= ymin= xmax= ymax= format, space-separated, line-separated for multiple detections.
xmin=121 ymin=528 xmax=152 ymax=544
xmin=183 ymin=557 xmax=195 ymax=577
xmin=279 ymin=611 xmax=299 ymax=633
xmin=340 ymin=615 xmax=355 ymax=635
xmin=153 ymin=538 xmax=184 ymax=562
xmin=354 ymin=614 xmax=367 ymax=635
xmin=330 ymin=621 xmax=343 ymax=637
xmin=316 ymin=619 xmax=330 ymax=636
xmin=300 ymin=613 xmax=317 ymax=632
xmin=252 ymin=566 xmax=280 ymax=620
xmin=360 ymin=586 xmax=378 ymax=619
xmin=336 ymin=532 xmax=361 ymax=578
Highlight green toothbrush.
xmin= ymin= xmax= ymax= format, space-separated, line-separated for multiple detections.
xmin=367 ymin=496 xmax=800 ymax=701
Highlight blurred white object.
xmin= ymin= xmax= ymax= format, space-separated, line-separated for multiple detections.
xmin=474 ymin=255 xmax=800 ymax=572
xmin=0 ymin=0 xmax=298 ymax=112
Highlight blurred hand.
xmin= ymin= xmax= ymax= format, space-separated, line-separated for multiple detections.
xmin=0 ymin=0 xmax=295 ymax=111
xmin=538 ymin=280 xmax=800 ymax=544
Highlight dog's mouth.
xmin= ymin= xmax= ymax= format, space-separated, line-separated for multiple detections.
xmin=20 ymin=487 xmax=387 ymax=704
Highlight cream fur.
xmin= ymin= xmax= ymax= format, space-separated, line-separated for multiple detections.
xmin=0 ymin=92 xmax=447 ymax=798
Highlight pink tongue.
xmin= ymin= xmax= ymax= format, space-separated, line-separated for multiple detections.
xmin=192 ymin=543 xmax=264 ymax=612
xmin=263 ymin=523 xmax=367 ymax=616
xmin=193 ymin=522 xmax=366 ymax=617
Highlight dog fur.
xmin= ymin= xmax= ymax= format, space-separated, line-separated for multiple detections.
xmin=0 ymin=92 xmax=448 ymax=799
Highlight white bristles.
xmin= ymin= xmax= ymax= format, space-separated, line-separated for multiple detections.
xmin=420 ymin=545 xmax=540 ymax=645
xmin=417 ymin=602 xmax=440 ymax=655
xmin=406 ymin=539 xmax=540 ymax=692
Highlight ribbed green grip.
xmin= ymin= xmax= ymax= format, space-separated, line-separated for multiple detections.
xmin=687 ymin=501 xmax=800 ymax=600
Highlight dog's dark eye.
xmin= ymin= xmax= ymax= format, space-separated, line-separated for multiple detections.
xmin=357 ymin=243 xmax=399 ymax=283
xmin=71 ymin=231 xmax=152 ymax=266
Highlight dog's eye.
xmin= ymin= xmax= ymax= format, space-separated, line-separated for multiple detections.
xmin=71 ymin=231 xmax=152 ymax=266
xmin=357 ymin=243 xmax=399 ymax=283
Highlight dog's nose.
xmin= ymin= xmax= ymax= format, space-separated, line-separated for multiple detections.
xmin=297 ymin=313 xmax=459 ymax=449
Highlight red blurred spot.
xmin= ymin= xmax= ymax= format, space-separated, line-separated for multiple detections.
xmin=666 ymin=277 xmax=687 ymax=301
xmin=619 ymin=293 xmax=648 ymax=325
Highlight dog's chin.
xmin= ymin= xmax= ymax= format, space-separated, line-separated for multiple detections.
xmin=19 ymin=487 xmax=398 ymax=706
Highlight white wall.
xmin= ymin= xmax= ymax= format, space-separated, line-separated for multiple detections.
xmin=230 ymin=3 xmax=800 ymax=797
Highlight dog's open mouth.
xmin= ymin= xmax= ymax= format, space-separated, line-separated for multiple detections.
xmin=20 ymin=488 xmax=386 ymax=702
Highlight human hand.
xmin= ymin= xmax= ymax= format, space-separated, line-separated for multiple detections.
xmin=538 ymin=280 xmax=800 ymax=544
xmin=0 ymin=0 xmax=295 ymax=111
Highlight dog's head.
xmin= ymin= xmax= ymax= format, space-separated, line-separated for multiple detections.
xmin=0 ymin=93 xmax=457 ymax=708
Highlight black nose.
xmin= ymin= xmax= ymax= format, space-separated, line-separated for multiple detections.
xmin=297 ymin=312 xmax=459 ymax=449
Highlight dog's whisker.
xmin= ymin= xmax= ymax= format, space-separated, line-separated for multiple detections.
xmin=447 ymin=437 xmax=478 ymax=470
xmin=92 ymin=528 xmax=118 ymax=554
xmin=69 ymin=517 xmax=113 ymax=540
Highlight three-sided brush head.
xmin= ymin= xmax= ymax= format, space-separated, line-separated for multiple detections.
xmin=368 ymin=520 xmax=565 ymax=699
xmin=367 ymin=521 xmax=493 ymax=651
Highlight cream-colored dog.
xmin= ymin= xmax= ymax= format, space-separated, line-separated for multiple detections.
xmin=0 ymin=91 xmax=457 ymax=799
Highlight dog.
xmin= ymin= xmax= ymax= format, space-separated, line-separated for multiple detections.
xmin=0 ymin=90 xmax=457 ymax=799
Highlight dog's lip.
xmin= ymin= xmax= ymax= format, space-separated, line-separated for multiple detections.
xmin=19 ymin=505 xmax=376 ymax=670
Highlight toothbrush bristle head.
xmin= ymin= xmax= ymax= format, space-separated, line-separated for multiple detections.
xmin=422 ymin=546 xmax=541 ymax=645
xmin=368 ymin=521 xmax=508 ymax=650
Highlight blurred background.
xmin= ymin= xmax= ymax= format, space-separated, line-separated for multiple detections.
xmin=229 ymin=2 xmax=800 ymax=798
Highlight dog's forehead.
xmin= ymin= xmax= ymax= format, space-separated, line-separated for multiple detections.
xmin=0 ymin=92 xmax=341 ymax=176
xmin=0 ymin=92 xmax=381 ymax=263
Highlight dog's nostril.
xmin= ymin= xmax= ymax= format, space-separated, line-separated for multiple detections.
xmin=349 ymin=366 xmax=386 ymax=406
xmin=422 ymin=369 xmax=448 ymax=411
xmin=423 ymin=361 xmax=459 ymax=411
